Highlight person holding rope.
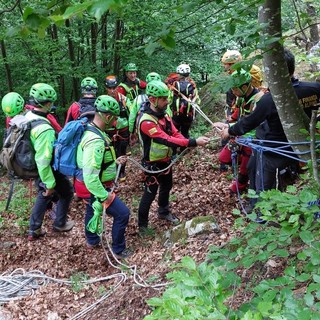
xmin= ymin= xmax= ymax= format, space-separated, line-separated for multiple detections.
xmin=137 ymin=80 xmax=210 ymax=232
xmin=213 ymin=69 xmax=266 ymax=195
xmin=104 ymin=75 xmax=132 ymax=182
xmin=76 ymin=95 xmax=132 ymax=259
xmin=216 ymin=48 xmax=320 ymax=222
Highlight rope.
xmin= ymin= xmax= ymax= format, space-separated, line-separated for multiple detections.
xmin=126 ymin=147 xmax=190 ymax=174
xmin=69 ymin=204 xmax=171 ymax=320
xmin=236 ymin=137 xmax=320 ymax=163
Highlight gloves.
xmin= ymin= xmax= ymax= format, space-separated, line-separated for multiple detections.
xmin=101 ymin=192 xmax=116 ymax=209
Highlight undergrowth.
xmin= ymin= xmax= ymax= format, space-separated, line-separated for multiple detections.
xmin=145 ymin=176 xmax=320 ymax=319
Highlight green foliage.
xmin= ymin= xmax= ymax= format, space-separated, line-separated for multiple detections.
xmin=145 ymin=181 xmax=320 ymax=319
xmin=0 ymin=180 xmax=33 ymax=234
xmin=145 ymin=256 xmax=239 ymax=319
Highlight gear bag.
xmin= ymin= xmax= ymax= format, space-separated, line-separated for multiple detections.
xmin=172 ymin=80 xmax=195 ymax=116
xmin=53 ymin=118 xmax=107 ymax=177
xmin=0 ymin=115 xmax=48 ymax=179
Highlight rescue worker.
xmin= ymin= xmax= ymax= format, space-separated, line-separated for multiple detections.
xmin=26 ymin=83 xmax=74 ymax=240
xmin=117 ymin=63 xmax=147 ymax=101
xmin=65 ymin=77 xmax=98 ymax=124
xmin=104 ymin=75 xmax=131 ymax=182
xmin=217 ymin=49 xmax=320 ymax=222
xmin=128 ymin=72 xmax=162 ymax=145
xmin=169 ymin=64 xmax=200 ymax=139
xmin=213 ymin=69 xmax=265 ymax=194
xmin=76 ymin=95 xmax=132 ymax=259
xmin=137 ymin=80 xmax=210 ymax=232
xmin=221 ymin=50 xmax=263 ymax=117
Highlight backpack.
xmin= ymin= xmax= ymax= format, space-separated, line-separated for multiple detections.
xmin=52 ymin=118 xmax=107 ymax=177
xmin=0 ymin=115 xmax=48 ymax=179
xmin=171 ymin=80 xmax=195 ymax=116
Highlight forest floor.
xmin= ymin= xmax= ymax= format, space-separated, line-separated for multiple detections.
xmin=0 ymin=129 xmax=261 ymax=320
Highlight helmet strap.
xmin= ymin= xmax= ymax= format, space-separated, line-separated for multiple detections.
xmin=35 ymin=100 xmax=51 ymax=113
xmin=239 ymin=84 xmax=250 ymax=97
xmin=99 ymin=112 xmax=114 ymax=126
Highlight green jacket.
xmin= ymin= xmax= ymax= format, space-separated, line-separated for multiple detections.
xmin=25 ymin=111 xmax=56 ymax=189
xmin=128 ymin=94 xmax=148 ymax=133
xmin=76 ymin=125 xmax=117 ymax=202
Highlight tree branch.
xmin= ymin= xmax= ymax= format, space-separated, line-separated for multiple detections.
xmin=0 ymin=0 xmax=20 ymax=15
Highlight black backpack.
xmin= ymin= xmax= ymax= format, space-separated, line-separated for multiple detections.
xmin=171 ymin=80 xmax=195 ymax=116
xmin=0 ymin=115 xmax=48 ymax=179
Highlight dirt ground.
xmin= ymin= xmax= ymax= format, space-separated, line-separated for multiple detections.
xmin=0 ymin=132 xmax=243 ymax=320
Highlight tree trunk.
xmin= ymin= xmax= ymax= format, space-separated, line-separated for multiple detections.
xmin=101 ymin=13 xmax=108 ymax=70
xmin=65 ymin=19 xmax=79 ymax=101
xmin=113 ymin=19 xmax=124 ymax=76
xmin=258 ymin=0 xmax=311 ymax=161
xmin=307 ymin=3 xmax=319 ymax=46
xmin=0 ymin=40 xmax=13 ymax=91
xmin=91 ymin=22 xmax=98 ymax=72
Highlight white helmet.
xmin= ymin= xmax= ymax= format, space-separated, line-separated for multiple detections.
xmin=176 ymin=64 xmax=191 ymax=75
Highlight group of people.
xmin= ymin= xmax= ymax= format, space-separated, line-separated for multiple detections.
xmin=1 ymin=47 xmax=319 ymax=257
xmin=1 ymin=62 xmax=209 ymax=259
xmin=214 ymin=48 xmax=320 ymax=222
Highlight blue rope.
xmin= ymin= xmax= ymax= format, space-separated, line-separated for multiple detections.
xmin=308 ymin=199 xmax=320 ymax=220
xmin=236 ymin=137 xmax=320 ymax=163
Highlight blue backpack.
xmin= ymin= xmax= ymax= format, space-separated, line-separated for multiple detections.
xmin=53 ymin=118 xmax=106 ymax=177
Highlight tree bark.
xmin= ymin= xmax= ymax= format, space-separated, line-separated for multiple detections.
xmin=91 ymin=22 xmax=98 ymax=72
xmin=307 ymin=3 xmax=319 ymax=46
xmin=101 ymin=13 xmax=108 ymax=70
xmin=258 ymin=0 xmax=311 ymax=161
xmin=0 ymin=40 xmax=13 ymax=91
xmin=65 ymin=19 xmax=79 ymax=101
xmin=113 ymin=19 xmax=124 ymax=76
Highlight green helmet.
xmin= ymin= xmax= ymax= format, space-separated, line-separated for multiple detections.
xmin=1 ymin=92 xmax=25 ymax=117
xmin=125 ymin=63 xmax=138 ymax=72
xmin=29 ymin=83 xmax=57 ymax=103
xmin=94 ymin=95 xmax=120 ymax=116
xmin=146 ymin=80 xmax=170 ymax=97
xmin=146 ymin=72 xmax=161 ymax=83
xmin=230 ymin=69 xmax=252 ymax=88
xmin=81 ymin=77 xmax=98 ymax=94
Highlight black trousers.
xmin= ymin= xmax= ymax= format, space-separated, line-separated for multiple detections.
xmin=247 ymin=149 xmax=297 ymax=206
xmin=138 ymin=165 xmax=172 ymax=228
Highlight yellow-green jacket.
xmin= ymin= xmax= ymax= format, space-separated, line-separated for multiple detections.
xmin=76 ymin=124 xmax=117 ymax=202
xmin=25 ymin=111 xmax=56 ymax=189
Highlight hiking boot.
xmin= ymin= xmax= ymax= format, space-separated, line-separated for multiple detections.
xmin=119 ymin=172 xmax=126 ymax=182
xmin=52 ymin=220 xmax=75 ymax=232
xmin=158 ymin=213 xmax=180 ymax=225
xmin=86 ymin=242 xmax=101 ymax=250
xmin=114 ymin=248 xmax=133 ymax=259
xmin=28 ymin=228 xmax=46 ymax=241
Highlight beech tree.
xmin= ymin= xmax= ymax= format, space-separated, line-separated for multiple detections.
xmin=259 ymin=0 xmax=312 ymax=160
